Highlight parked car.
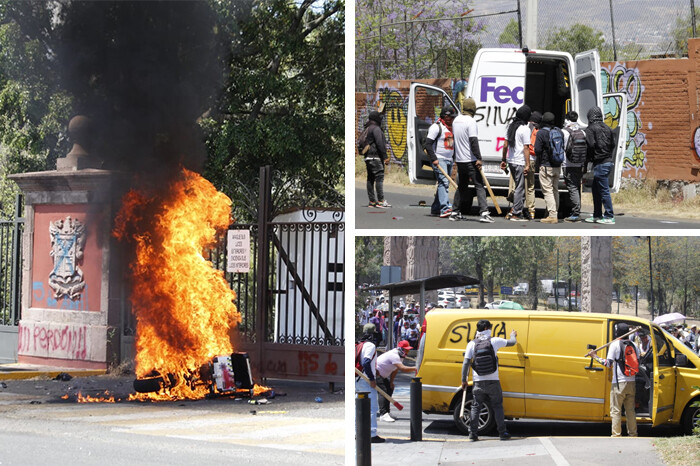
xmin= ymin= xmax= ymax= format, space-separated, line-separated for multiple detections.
xmin=485 ymin=300 xmax=509 ymax=309
xmin=437 ymin=296 xmax=458 ymax=309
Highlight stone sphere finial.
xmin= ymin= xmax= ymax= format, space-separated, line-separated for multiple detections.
xmin=57 ymin=115 xmax=101 ymax=171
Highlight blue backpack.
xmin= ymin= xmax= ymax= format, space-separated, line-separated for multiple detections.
xmin=548 ymin=127 xmax=566 ymax=166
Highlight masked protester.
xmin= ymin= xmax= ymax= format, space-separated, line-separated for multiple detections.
xmin=501 ymin=105 xmax=532 ymax=221
xmin=425 ymin=106 xmax=456 ymax=218
xmin=584 ymin=106 xmax=616 ymax=224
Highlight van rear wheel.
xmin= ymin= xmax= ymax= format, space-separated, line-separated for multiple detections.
xmin=681 ymin=401 xmax=700 ymax=435
xmin=453 ymin=390 xmax=495 ymax=436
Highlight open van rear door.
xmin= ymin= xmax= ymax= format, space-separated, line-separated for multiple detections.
xmin=582 ymin=92 xmax=628 ymax=193
xmin=573 ymin=50 xmax=602 ymax=126
xmin=407 ymin=83 xmax=459 ymax=184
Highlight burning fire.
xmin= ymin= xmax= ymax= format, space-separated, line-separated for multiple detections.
xmin=113 ymin=168 xmax=241 ymax=400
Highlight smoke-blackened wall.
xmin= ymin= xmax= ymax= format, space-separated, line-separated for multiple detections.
xmin=55 ymin=1 xmax=225 ymax=181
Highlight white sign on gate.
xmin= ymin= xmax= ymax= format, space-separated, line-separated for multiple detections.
xmin=226 ymin=230 xmax=250 ymax=273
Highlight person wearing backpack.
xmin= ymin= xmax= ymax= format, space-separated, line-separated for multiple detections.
xmin=359 ymin=111 xmax=391 ymax=208
xmin=425 ymin=106 xmax=456 ymax=218
xmin=461 ymin=319 xmax=517 ymax=441
xmin=534 ymin=112 xmax=563 ymax=224
xmin=355 ymin=323 xmax=385 ymax=443
xmin=587 ymin=323 xmax=640 ymax=437
xmin=585 ymin=106 xmax=616 ymax=224
xmin=561 ymin=111 xmax=586 ymax=222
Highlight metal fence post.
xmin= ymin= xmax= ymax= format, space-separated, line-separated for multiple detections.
xmin=356 ymin=391 xmax=371 ymax=466
xmin=410 ymin=377 xmax=422 ymax=441
xmin=10 ymin=194 xmax=23 ymax=324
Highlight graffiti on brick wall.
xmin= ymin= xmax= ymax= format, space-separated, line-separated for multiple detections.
xmin=378 ymin=84 xmax=409 ymax=161
xmin=601 ymin=64 xmax=647 ymax=173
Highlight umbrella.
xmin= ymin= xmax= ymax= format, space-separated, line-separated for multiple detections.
xmin=653 ymin=312 xmax=686 ymax=325
xmin=498 ymin=301 xmax=524 ymax=310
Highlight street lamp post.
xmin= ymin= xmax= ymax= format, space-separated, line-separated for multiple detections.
xmin=648 ymin=236 xmax=654 ymax=320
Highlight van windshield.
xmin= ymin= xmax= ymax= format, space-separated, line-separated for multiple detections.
xmin=525 ymin=55 xmax=571 ymax=127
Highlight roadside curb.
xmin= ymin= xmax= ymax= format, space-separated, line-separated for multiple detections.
xmin=0 ymin=365 xmax=106 ymax=380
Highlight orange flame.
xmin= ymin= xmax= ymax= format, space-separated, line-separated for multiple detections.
xmin=113 ymin=168 xmax=241 ymax=400
xmin=77 ymin=390 xmax=118 ymax=403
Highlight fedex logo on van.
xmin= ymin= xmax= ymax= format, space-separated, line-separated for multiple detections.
xmin=480 ymin=77 xmax=523 ymax=104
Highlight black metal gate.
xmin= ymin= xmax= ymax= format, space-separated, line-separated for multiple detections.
xmin=209 ymin=167 xmax=345 ymax=383
xmin=0 ymin=195 xmax=23 ymax=363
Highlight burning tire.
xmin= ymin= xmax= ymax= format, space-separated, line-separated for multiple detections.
xmin=133 ymin=375 xmax=165 ymax=393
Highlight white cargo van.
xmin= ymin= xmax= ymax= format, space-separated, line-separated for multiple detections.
xmin=407 ymin=48 xmax=628 ymax=216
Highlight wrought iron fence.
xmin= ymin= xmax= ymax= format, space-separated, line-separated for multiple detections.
xmin=0 ymin=195 xmax=23 ymax=326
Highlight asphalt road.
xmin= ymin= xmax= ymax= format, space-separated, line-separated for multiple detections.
xmin=356 ymin=183 xmax=700 ymax=230
xmin=0 ymin=374 xmax=344 ymax=465
xmin=361 ymin=372 xmax=675 ymax=465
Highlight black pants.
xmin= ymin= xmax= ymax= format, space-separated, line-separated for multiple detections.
xmin=365 ymin=158 xmax=385 ymax=203
xmin=376 ymin=375 xmax=393 ymax=416
xmin=563 ymin=166 xmax=583 ymax=217
xmin=456 ymin=161 xmax=488 ymax=215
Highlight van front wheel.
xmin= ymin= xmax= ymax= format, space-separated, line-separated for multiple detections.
xmin=681 ymin=401 xmax=700 ymax=435
xmin=453 ymin=390 xmax=495 ymax=436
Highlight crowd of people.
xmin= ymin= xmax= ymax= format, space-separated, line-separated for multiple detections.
xmin=359 ymin=297 xmax=437 ymax=350
xmin=663 ymin=323 xmax=699 ymax=354
xmin=361 ymin=102 xmax=618 ymax=225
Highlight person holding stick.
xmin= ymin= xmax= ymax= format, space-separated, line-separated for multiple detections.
xmin=376 ymin=340 xmax=416 ymax=422
xmin=355 ymin=323 xmax=385 ymax=443
xmin=425 ymin=106 xmax=456 ymax=218
xmin=461 ymin=319 xmax=517 ymax=441
xmin=586 ymin=322 xmax=640 ymax=437
xmin=501 ymin=104 xmax=532 ymax=222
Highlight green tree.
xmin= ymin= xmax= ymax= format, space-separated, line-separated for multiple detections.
xmin=543 ymin=23 xmax=609 ymax=58
xmin=204 ymin=0 xmax=344 ymax=221
xmin=355 ymin=236 xmax=383 ymax=285
xmin=498 ymin=19 xmax=520 ymax=47
xmin=672 ymin=7 xmax=700 ymax=57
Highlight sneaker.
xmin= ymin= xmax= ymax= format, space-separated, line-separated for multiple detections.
xmin=505 ymin=211 xmax=513 ymax=220
xmin=439 ymin=208 xmax=453 ymax=218
xmin=529 ymin=209 xmax=536 ymax=219
xmin=368 ymin=201 xmax=377 ymax=207
xmin=450 ymin=212 xmax=463 ymax=220
xmin=479 ymin=213 xmax=495 ymax=223
xmin=564 ymin=216 xmax=580 ymax=223
xmin=469 ymin=434 xmax=479 ymax=442
xmin=376 ymin=200 xmax=391 ymax=208
xmin=371 ymin=436 xmax=386 ymax=444
xmin=597 ymin=217 xmax=615 ymax=225
xmin=379 ymin=413 xmax=396 ymax=423
xmin=540 ymin=216 xmax=558 ymax=224
xmin=584 ymin=216 xmax=599 ymax=223
xmin=510 ymin=215 xmax=528 ymax=222
xmin=500 ymin=432 xmax=511 ymax=441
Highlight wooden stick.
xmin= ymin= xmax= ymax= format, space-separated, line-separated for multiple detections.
xmin=355 ymin=367 xmax=404 ymax=410
xmin=478 ymin=165 xmax=502 ymax=214
xmin=459 ymin=387 xmax=467 ymax=419
xmin=584 ymin=326 xmax=641 ymax=357
xmin=435 ymin=162 xmax=459 ymax=190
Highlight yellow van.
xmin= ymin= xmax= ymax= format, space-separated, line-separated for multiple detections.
xmin=416 ymin=309 xmax=700 ymax=435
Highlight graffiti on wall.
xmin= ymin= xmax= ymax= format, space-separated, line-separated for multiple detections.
xmin=601 ymin=63 xmax=647 ymax=174
xmin=33 ymin=281 xmax=89 ymax=311
xmin=18 ymin=322 xmax=88 ymax=360
xmin=378 ymin=84 xmax=409 ymax=161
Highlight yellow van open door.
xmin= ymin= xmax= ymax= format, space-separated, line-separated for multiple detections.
xmin=651 ymin=327 xmax=676 ymax=426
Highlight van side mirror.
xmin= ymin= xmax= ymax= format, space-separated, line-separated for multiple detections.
xmin=675 ymin=353 xmax=688 ymax=367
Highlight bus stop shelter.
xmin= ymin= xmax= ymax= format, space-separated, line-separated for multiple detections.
xmin=365 ymin=274 xmax=479 ymax=349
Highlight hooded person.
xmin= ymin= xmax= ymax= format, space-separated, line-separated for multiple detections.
xmin=501 ymin=104 xmax=532 ymax=221
xmin=584 ymin=106 xmax=616 ymax=224
xmin=451 ymin=98 xmax=494 ymax=223
xmin=587 ymin=322 xmax=640 ymax=437
xmin=424 ymin=106 xmax=456 ymax=217
xmin=533 ymin=111 xmax=560 ymax=224
xmin=561 ymin=111 xmax=586 ymax=222
xmin=362 ymin=111 xmax=391 ymax=208
xmin=461 ymin=319 xmax=517 ymax=441
xmin=356 ymin=323 xmax=385 ymax=443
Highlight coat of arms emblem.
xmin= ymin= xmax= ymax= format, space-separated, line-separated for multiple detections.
xmin=48 ymin=216 xmax=86 ymax=300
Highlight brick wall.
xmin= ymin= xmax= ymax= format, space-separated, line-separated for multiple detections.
xmin=356 ymin=42 xmax=700 ymax=184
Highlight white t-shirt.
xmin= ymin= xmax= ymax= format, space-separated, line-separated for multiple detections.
xmin=427 ymin=121 xmax=454 ymax=161
xmin=606 ymin=339 xmax=639 ymax=384
xmin=464 ymin=334 xmax=509 ymax=382
xmin=360 ymin=340 xmax=377 ymax=379
xmin=452 ymin=114 xmax=479 ymax=163
xmin=376 ymin=348 xmax=402 ymax=378
xmin=507 ymin=124 xmax=531 ymax=166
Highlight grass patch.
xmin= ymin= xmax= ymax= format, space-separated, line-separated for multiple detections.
xmin=654 ymin=435 xmax=700 ymax=465
xmin=611 ymin=178 xmax=700 ymax=220
xmin=355 ymin=156 xmax=413 ymax=187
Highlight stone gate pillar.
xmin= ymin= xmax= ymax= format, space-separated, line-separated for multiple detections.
xmin=9 ymin=116 xmax=129 ymax=369
xmin=581 ymin=236 xmax=613 ymax=313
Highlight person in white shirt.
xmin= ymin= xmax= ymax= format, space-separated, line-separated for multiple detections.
xmin=452 ymin=98 xmax=494 ymax=223
xmin=501 ymin=105 xmax=532 ymax=222
xmin=587 ymin=323 xmax=640 ymax=437
xmin=425 ymin=106 xmax=456 ymax=218
xmin=356 ymin=323 xmax=384 ymax=443
xmin=376 ymin=340 xmax=417 ymax=422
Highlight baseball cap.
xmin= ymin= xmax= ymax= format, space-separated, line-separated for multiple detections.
xmin=363 ymin=323 xmax=377 ymax=334
xmin=397 ymin=340 xmax=413 ymax=351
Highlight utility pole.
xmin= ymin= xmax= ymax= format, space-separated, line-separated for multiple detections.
xmin=648 ymin=236 xmax=654 ymax=320
xmin=525 ymin=0 xmax=538 ymax=49
xmin=609 ymin=0 xmax=618 ymax=60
